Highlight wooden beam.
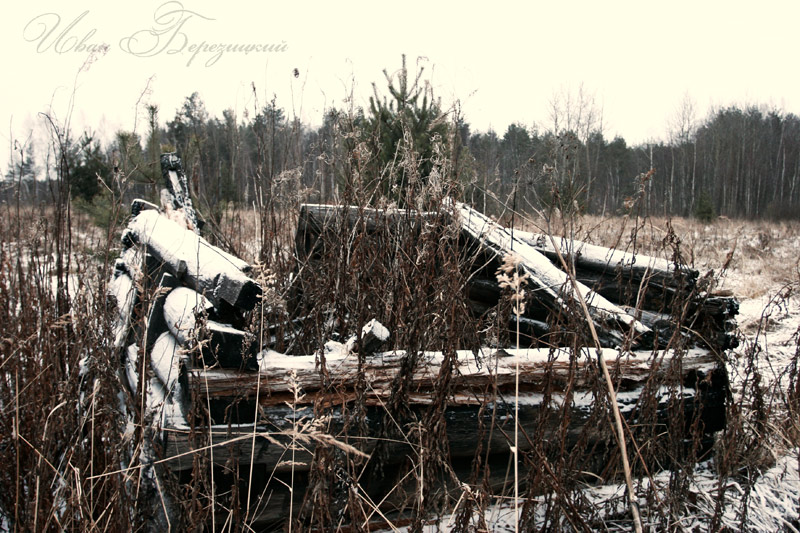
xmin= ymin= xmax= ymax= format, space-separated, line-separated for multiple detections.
xmin=187 ymin=346 xmax=720 ymax=408
xmin=160 ymin=152 xmax=201 ymax=233
xmin=453 ymin=202 xmax=651 ymax=345
xmin=161 ymin=344 xmax=727 ymax=472
xmin=125 ymin=209 xmax=261 ymax=311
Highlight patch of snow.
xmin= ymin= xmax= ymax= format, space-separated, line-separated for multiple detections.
xmin=108 ymin=272 xmax=135 ymax=348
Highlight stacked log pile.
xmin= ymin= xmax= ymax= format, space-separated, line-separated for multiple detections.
xmin=296 ymin=202 xmax=739 ymax=353
xmin=108 ymin=156 xmax=736 ymax=527
xmin=109 ymin=155 xmax=266 ymax=523
xmin=514 ymin=229 xmax=739 ymax=350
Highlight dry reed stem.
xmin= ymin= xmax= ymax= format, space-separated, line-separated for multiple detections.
xmin=545 ymin=233 xmax=644 ymax=533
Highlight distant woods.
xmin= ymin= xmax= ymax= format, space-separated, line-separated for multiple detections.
xmin=5 ymin=61 xmax=800 ymax=221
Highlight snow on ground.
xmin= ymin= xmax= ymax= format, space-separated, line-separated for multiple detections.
xmin=380 ymin=266 xmax=800 ymax=532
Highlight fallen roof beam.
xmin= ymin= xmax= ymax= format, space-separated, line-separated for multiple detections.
xmin=453 ymin=201 xmax=651 ymax=345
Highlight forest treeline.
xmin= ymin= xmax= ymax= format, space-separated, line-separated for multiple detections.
xmin=5 ymin=59 xmax=800 ymax=221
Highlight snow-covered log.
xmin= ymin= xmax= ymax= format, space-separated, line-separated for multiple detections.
xmin=163 ymin=286 xmax=215 ymax=343
xmin=108 ymin=271 xmax=136 ymax=349
xmin=124 ymin=209 xmax=261 ymax=311
xmin=150 ymin=331 xmax=183 ymax=392
xmin=518 ymin=230 xmax=695 ymax=284
xmin=149 ymin=331 xmax=191 ymax=424
xmin=187 ymin=346 xmax=722 ymax=409
xmin=157 ymin=343 xmax=727 ymax=477
xmin=131 ymin=198 xmax=159 ymax=217
xmin=454 ymin=201 xmax=651 ymax=345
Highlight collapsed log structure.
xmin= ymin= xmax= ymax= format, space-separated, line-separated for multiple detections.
xmin=296 ymin=202 xmax=739 ymax=353
xmin=108 ymin=154 xmax=736 ymax=528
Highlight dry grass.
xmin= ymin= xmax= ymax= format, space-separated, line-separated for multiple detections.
xmin=2 ymin=121 xmax=800 ymax=532
xmin=3 ymin=191 xmax=800 ymax=531
xmin=0 ymin=201 xmax=134 ymax=530
xmin=214 ymin=201 xmax=800 ymax=301
xmin=515 ymin=211 xmax=800 ymax=300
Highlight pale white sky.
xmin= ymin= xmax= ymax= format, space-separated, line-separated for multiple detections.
xmin=2 ymin=0 xmax=799 ymax=172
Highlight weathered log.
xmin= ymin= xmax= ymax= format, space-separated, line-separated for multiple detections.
xmin=163 ymin=286 xmax=215 ymax=342
xmin=160 ymin=152 xmax=201 ymax=233
xmin=125 ymin=209 xmax=262 ymax=311
xmin=149 ymin=331 xmax=193 ymax=428
xmin=295 ymin=203 xmax=441 ymax=262
xmin=164 ymin=377 xmax=726 ymax=529
xmin=467 ymin=277 xmax=625 ymax=347
xmin=151 ymin=332 xmax=183 ymax=391
xmin=687 ymin=295 xmax=741 ymax=350
xmin=694 ymin=295 xmax=740 ymax=320
xmin=123 ymin=343 xmax=140 ymax=396
xmin=469 ymin=262 xmax=736 ymax=350
xmin=157 ymin=344 xmax=725 ymax=473
xmin=147 ymin=374 xmax=188 ymax=435
xmin=560 ymin=266 xmax=685 ymax=311
xmin=119 ymin=333 xmax=186 ymax=431
xmin=144 ymin=272 xmax=180 ymax=357
xmin=108 ymin=271 xmax=136 ymax=349
xmin=297 ymin=203 xmax=435 ymax=235
xmin=454 ymin=202 xmax=651 ymax=347
xmin=518 ymin=230 xmax=697 ymax=287
xmin=187 ymin=346 xmax=719 ymax=409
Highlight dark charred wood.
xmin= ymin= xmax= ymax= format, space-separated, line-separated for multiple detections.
xmin=295 ymin=203 xmax=443 ymax=264
xmin=162 ymin=286 xmax=258 ymax=370
xmin=160 ymin=152 xmax=202 ymax=232
xmin=566 ymin=267 xmax=684 ymax=311
xmin=198 ymin=321 xmax=258 ymax=370
xmin=454 ymin=202 xmax=651 ymax=349
xmin=357 ymin=318 xmax=390 ymax=355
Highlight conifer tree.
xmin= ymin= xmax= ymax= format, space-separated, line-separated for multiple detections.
xmin=366 ymin=55 xmax=449 ymax=202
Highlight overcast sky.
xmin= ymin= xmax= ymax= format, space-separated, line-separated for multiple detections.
xmin=2 ymin=0 xmax=799 ymax=171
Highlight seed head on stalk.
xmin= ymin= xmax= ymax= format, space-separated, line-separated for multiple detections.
xmin=497 ymin=253 xmax=529 ymax=317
